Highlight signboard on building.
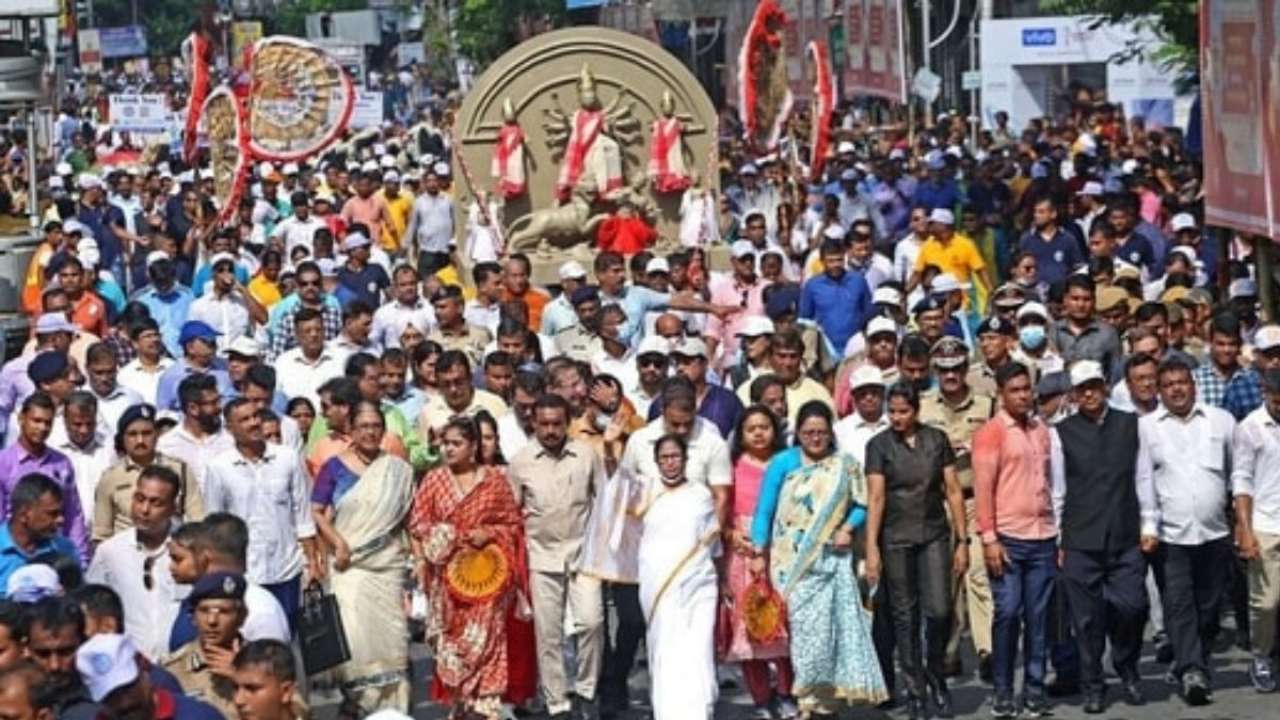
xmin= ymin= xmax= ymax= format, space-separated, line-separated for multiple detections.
xmin=109 ymin=94 xmax=170 ymax=134
xmin=77 ymin=29 xmax=102 ymax=74
xmin=350 ymin=90 xmax=384 ymax=128
xmin=98 ymin=25 xmax=147 ymax=59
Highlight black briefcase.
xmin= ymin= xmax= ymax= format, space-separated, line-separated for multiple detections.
xmin=295 ymin=583 xmax=352 ymax=675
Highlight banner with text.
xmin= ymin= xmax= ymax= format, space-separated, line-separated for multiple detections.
xmin=844 ymin=0 xmax=906 ymax=103
xmin=108 ymin=94 xmax=170 ymax=134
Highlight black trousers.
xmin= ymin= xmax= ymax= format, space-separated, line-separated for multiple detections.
xmin=1152 ymin=538 xmax=1230 ymax=678
xmin=883 ymin=535 xmax=953 ymax=700
xmin=1061 ymin=545 xmax=1149 ymax=692
xmin=599 ymin=581 xmax=645 ymax=710
xmin=871 ymin=580 xmax=896 ymax=695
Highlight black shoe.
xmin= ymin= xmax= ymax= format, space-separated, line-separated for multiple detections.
xmin=942 ymin=656 xmax=964 ymax=678
xmin=1182 ymin=670 xmax=1212 ymax=706
xmin=1021 ymin=692 xmax=1050 ymax=718
xmin=978 ymin=651 xmax=994 ymax=683
xmin=1155 ymin=641 xmax=1174 ymax=664
xmin=1082 ymin=690 xmax=1105 ymax=714
xmin=1121 ymin=679 xmax=1145 ymax=706
xmin=928 ymin=676 xmax=954 ymax=719
xmin=990 ymin=691 xmax=1017 ymax=718
xmin=549 ymin=714 xmax=572 ymax=720
xmin=1046 ymin=676 xmax=1080 ymax=698
xmin=906 ymin=697 xmax=927 ymax=720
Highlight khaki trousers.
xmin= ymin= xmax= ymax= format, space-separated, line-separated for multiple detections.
xmin=947 ymin=498 xmax=994 ymax=661
xmin=1249 ymin=531 xmax=1280 ymax=657
xmin=530 ymin=569 xmax=604 ymax=715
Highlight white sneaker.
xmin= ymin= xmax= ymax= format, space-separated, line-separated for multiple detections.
xmin=776 ymin=697 xmax=800 ymax=719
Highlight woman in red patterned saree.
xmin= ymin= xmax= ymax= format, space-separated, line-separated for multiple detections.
xmin=411 ymin=416 xmax=523 ymax=719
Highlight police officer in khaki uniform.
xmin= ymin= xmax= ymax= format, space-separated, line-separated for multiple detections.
xmin=163 ymin=571 xmax=249 ymax=719
xmin=426 ymin=284 xmax=492 ymax=367
xmin=920 ymin=336 xmax=997 ymax=680
xmin=554 ymin=285 xmax=604 ymax=363
xmin=968 ymin=315 xmax=1017 ymax=398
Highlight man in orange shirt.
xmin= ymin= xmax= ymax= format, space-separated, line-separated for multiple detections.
xmin=22 ymin=220 xmax=64 ymax=316
xmin=56 ymin=254 xmax=108 ymax=338
xmin=340 ymin=171 xmax=393 ymax=245
xmin=501 ymin=253 xmax=551 ymax=330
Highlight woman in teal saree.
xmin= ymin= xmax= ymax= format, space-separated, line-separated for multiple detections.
xmin=750 ymin=400 xmax=888 ymax=718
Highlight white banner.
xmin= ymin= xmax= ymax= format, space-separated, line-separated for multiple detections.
xmin=108 ymin=94 xmax=170 ymax=134
xmin=349 ymin=90 xmax=384 ymax=129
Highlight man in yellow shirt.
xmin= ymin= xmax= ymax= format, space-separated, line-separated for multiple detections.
xmin=378 ymin=170 xmax=414 ymax=257
xmin=909 ymin=208 xmax=994 ymax=309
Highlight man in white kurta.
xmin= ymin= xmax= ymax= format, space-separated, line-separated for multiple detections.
xmin=637 ymin=477 xmax=721 ymax=720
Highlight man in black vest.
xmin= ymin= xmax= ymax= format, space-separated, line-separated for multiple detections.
xmin=1050 ymin=360 xmax=1157 ymax=714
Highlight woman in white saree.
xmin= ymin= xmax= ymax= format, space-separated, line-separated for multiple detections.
xmin=311 ymin=401 xmax=416 ymax=718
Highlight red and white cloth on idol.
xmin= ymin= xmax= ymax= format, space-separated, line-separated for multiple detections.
xmin=648 ymin=115 xmax=691 ymax=193
xmin=556 ymin=109 xmax=624 ymax=201
xmin=491 ymin=121 xmax=527 ymax=199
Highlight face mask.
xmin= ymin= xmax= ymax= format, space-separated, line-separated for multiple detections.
xmin=1019 ymin=324 xmax=1047 ymax=350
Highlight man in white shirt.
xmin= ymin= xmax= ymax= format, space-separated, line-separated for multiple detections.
xmin=370 ymin=265 xmax=436 ymax=350
xmin=117 ymin=318 xmax=173 ymax=406
xmin=86 ymin=464 xmax=187 ymax=659
xmin=203 ymin=398 xmax=318 ymax=621
xmin=834 ymin=365 xmax=889 ymax=467
xmin=84 ymin=343 xmax=142 ymax=438
xmin=276 ymin=308 xmax=347 ymax=410
xmin=498 ymin=371 xmax=541 ymax=462
xmin=894 ymin=208 xmax=929 ymax=284
xmin=1232 ymin=367 xmax=1280 ymax=693
xmin=188 ymin=253 xmax=264 ymax=350
xmin=52 ymin=392 xmax=117 ymax=533
xmin=403 ymin=168 xmax=454 ymax=274
xmin=156 ymin=373 xmax=235 ymax=493
xmin=1136 ymin=357 xmax=1235 ymax=706
xmin=327 ymin=301 xmax=379 ymax=359
xmin=464 ymin=261 xmax=504 ymax=336
xmin=270 ymin=192 xmax=327 ymax=257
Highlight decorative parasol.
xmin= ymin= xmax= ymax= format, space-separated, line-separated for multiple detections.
xmin=182 ymin=31 xmax=214 ymax=165
xmin=243 ymin=36 xmax=356 ymax=162
xmin=806 ymin=40 xmax=835 ymax=183
xmin=741 ymin=580 xmax=786 ymax=643
xmin=201 ymin=86 xmax=251 ymax=225
xmin=737 ymin=0 xmax=794 ymax=153
xmin=445 ymin=544 xmax=512 ymax=603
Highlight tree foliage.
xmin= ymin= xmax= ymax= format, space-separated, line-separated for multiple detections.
xmin=1047 ymin=1 xmax=1199 ymax=82
xmin=451 ymin=0 xmax=569 ymax=67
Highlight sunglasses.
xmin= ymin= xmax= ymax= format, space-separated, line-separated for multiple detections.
xmin=638 ymin=355 xmax=668 ymax=368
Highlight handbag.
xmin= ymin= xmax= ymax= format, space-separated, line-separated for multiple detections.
xmin=295 ymin=583 xmax=351 ymax=675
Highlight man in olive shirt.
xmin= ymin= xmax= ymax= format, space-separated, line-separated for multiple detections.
xmin=426 ymin=284 xmax=491 ymax=366
xmin=920 ymin=337 xmax=997 ymax=679
xmin=163 ymin=571 xmax=250 ymax=719
xmin=509 ymin=394 xmax=605 ymax=720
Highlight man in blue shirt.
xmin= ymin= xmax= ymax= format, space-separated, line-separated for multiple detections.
xmin=134 ymin=254 xmax=194 ymax=359
xmin=0 ymin=474 xmax=79 ymax=596
xmin=1108 ymin=202 xmax=1156 ymax=273
xmin=1020 ymin=197 xmax=1085 ymax=286
xmin=155 ymin=322 xmax=236 ymax=412
xmin=911 ymin=155 xmax=961 ymax=212
xmin=593 ymin=251 xmax=735 ymax=345
xmin=800 ymin=236 xmax=871 ymax=353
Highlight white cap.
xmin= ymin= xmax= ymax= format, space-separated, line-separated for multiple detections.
xmin=226 ymin=336 xmax=262 ymax=357
xmin=316 ymin=258 xmax=339 ymax=277
xmin=383 ymin=170 xmax=400 ymax=183
xmin=77 ymin=173 xmax=102 ymax=190
xmin=177 ymin=170 xmax=195 ymax=184
xmin=1016 ymin=302 xmax=1049 ymax=322
xmin=62 ymin=219 xmax=86 ymax=235
xmin=872 ymin=286 xmax=903 ymax=306
xmin=636 ymin=335 xmax=670 ymax=356
xmin=282 ymin=162 xmax=299 ymax=175
xmin=77 ymin=238 xmax=100 ymax=268
xmin=739 ymin=162 xmax=759 ymax=175
xmin=200 ymin=169 xmax=214 ymax=180
xmin=146 ymin=250 xmax=170 ymax=269
xmin=1230 ymin=278 xmax=1259 ymax=300
xmin=55 ymin=162 xmax=72 ymax=176
xmin=49 ymin=176 xmax=64 ymax=189
xmin=1069 ymin=360 xmax=1106 ymax=387
xmin=365 ymin=712 xmax=414 ymax=720
xmin=208 ymin=252 xmax=237 ymax=268
xmin=888 ymin=148 xmax=906 ymax=160
xmin=930 ymin=273 xmax=968 ymax=295
xmin=928 ymin=208 xmax=955 ymax=226
xmin=6 ymin=564 xmax=61 ymax=603
xmin=730 ymin=240 xmax=755 ymax=259
xmin=1170 ymin=213 xmax=1198 ymax=233
xmin=1121 ymin=158 xmax=1140 ymax=175
xmin=343 ymin=232 xmax=372 ymax=251
xmin=837 ymin=140 xmax=856 ymax=155
xmin=77 ymin=633 xmax=140 ymax=702
xmin=735 ymin=316 xmax=775 ymax=338
xmin=865 ymin=315 xmax=898 ymax=339
xmin=432 ymin=161 xmax=450 ymax=177
xmin=849 ymin=364 xmax=887 ymax=390
xmin=1255 ymin=325 xmax=1280 ymax=352
xmin=361 ymin=160 xmax=378 ymax=174
xmin=822 ymin=224 xmax=846 ymax=240
xmin=380 ymin=155 xmax=397 ymax=169
xmin=257 ymin=161 xmax=275 ymax=178
xmin=373 ymin=143 xmax=387 ymax=156
xmin=673 ymin=337 xmax=708 ymax=358
xmin=1076 ymin=181 xmax=1104 ymax=197
xmin=1168 ymin=245 xmax=1197 ymax=264
xmin=645 ymin=257 xmax=670 ymax=274
xmin=558 ymin=260 xmax=588 ymax=281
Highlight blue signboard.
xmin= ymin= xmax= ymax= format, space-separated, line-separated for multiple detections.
xmin=99 ymin=25 xmax=148 ymax=59
xmin=1021 ymin=28 xmax=1057 ymax=47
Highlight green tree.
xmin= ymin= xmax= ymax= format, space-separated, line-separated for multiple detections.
xmin=451 ymin=0 xmax=569 ymax=67
xmin=1049 ymin=1 xmax=1199 ymax=81
xmin=269 ymin=0 xmax=380 ymax=39
xmin=89 ymin=0 xmax=197 ymax=55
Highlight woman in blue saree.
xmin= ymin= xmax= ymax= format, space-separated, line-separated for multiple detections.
xmin=750 ymin=400 xmax=888 ymax=718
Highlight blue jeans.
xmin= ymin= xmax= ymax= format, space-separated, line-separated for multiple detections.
xmin=991 ymin=536 xmax=1057 ymax=695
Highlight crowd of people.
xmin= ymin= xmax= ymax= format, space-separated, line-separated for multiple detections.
xmin=0 ymin=29 xmax=1273 ymax=720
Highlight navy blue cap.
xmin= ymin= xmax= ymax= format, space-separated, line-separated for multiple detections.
xmin=116 ymin=403 xmax=156 ymax=435
xmin=178 ymin=320 xmax=220 ymax=347
xmin=190 ymin=572 xmax=247 ymax=604
xmin=569 ymin=285 xmax=600 ymax=307
xmin=977 ymin=315 xmax=1015 ymax=337
xmin=1037 ymin=371 xmax=1072 ymax=399
xmin=912 ymin=296 xmax=943 ymax=315
xmin=27 ymin=351 xmax=70 ymax=385
xmin=765 ymin=285 xmax=801 ymax=320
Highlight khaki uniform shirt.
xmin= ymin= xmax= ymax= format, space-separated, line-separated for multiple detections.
xmin=162 ymin=641 xmax=237 ymax=718
xmin=508 ymin=439 xmax=601 ymax=573
xmin=93 ymin=453 xmax=204 ymax=542
xmin=966 ymin=362 xmax=999 ymax=398
xmin=553 ymin=323 xmax=603 ymax=363
xmin=427 ymin=325 xmax=492 ymax=367
xmin=919 ymin=388 xmax=996 ymax=492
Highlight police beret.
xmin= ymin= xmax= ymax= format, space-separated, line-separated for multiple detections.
xmin=912 ymin=296 xmax=943 ymax=315
xmin=569 ymin=285 xmax=600 ymax=306
xmin=190 ymin=572 xmax=247 ymax=604
xmin=977 ymin=315 xmax=1016 ymax=337
xmin=27 ymin=351 xmax=70 ymax=385
xmin=116 ymin=403 xmax=157 ymax=435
